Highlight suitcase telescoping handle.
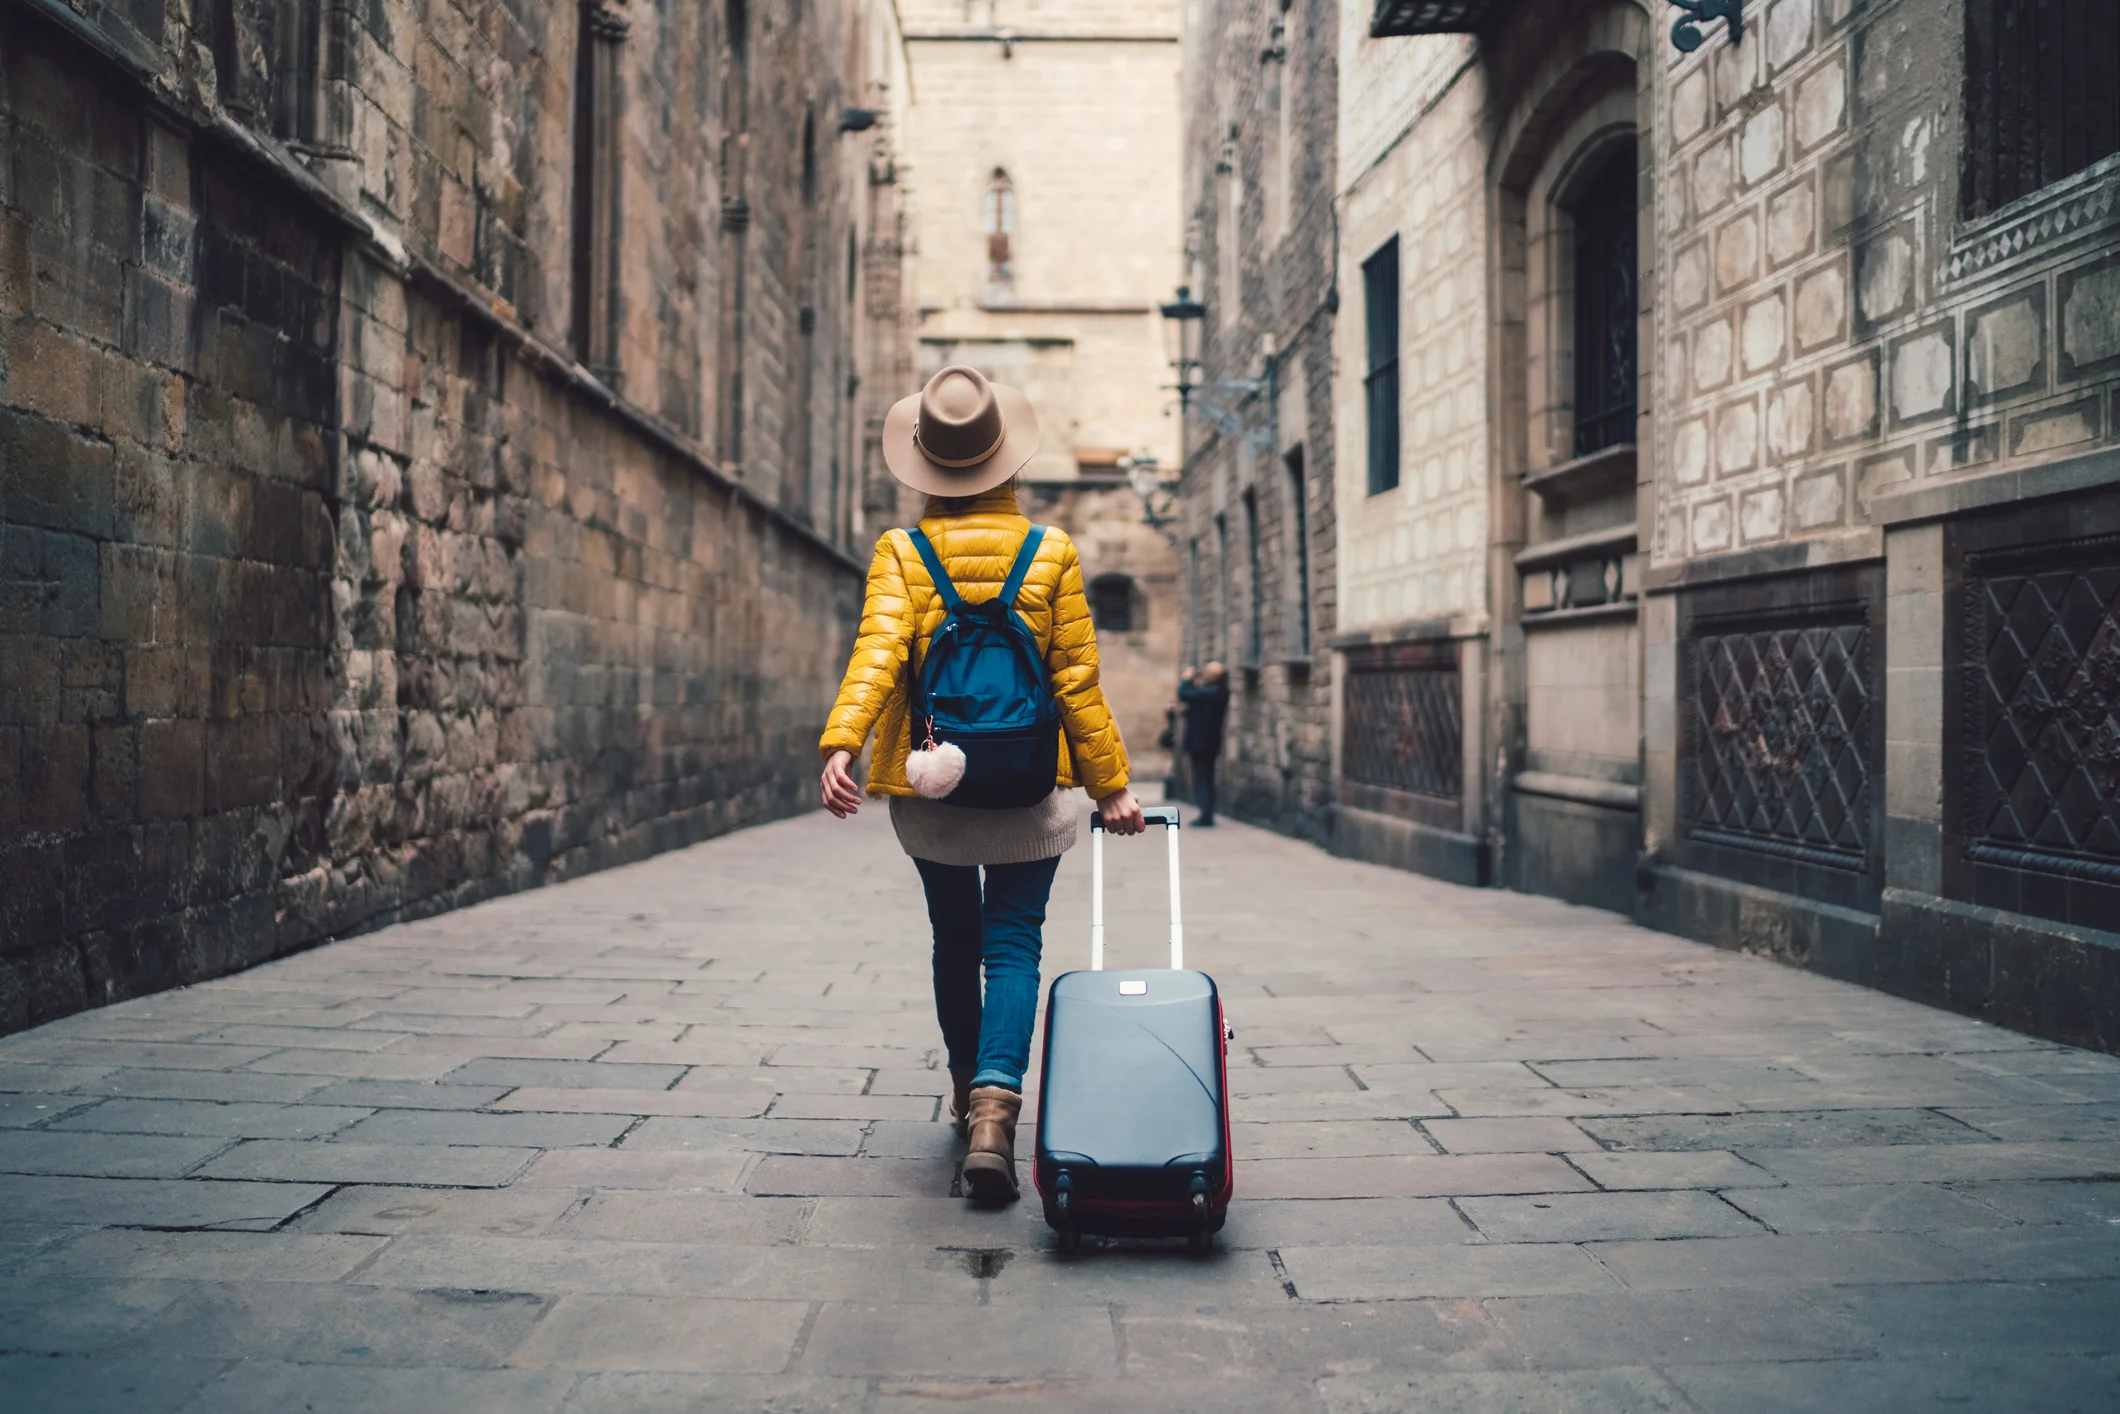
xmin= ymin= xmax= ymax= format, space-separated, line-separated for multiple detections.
xmin=1088 ymin=805 xmax=1183 ymax=972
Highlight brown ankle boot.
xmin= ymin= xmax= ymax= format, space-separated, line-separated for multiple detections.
xmin=947 ymin=1072 xmax=974 ymax=1139
xmin=961 ymin=1086 xmax=1022 ymax=1203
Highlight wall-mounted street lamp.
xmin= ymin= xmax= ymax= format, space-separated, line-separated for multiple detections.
xmin=1159 ymin=285 xmax=1207 ymax=411
xmin=1119 ymin=452 xmax=1180 ymax=543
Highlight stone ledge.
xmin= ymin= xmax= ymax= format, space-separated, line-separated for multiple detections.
xmin=1327 ymin=805 xmax=1488 ymax=887
xmin=1875 ymin=889 xmax=2120 ymax=1054
xmin=1642 ymin=530 xmax=1883 ymax=594
xmin=1511 ymin=773 xmax=1640 ymax=810
xmin=1869 ymin=445 xmax=2120 ymax=527
xmin=1636 ymin=863 xmax=1881 ymax=982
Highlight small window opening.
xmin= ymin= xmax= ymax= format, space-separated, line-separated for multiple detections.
xmin=1090 ymin=574 xmax=1138 ymax=634
xmin=1568 ymin=144 xmax=1638 ymax=457
xmin=985 ymin=168 xmax=1015 ymax=285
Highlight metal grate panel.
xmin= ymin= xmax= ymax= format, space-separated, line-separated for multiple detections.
xmin=1962 ymin=537 xmax=2120 ymax=879
xmin=1687 ymin=623 xmax=1873 ymax=866
xmin=1344 ymin=659 xmax=1462 ymax=800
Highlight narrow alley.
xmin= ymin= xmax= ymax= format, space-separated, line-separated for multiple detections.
xmin=3 ymin=807 xmax=2117 ymax=1412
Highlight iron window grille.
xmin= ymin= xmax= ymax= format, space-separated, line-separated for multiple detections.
xmin=1343 ymin=644 xmax=1462 ymax=802
xmin=1958 ymin=532 xmax=2120 ymax=887
xmin=1684 ymin=619 xmax=1874 ymax=870
xmin=1570 ymin=147 xmax=1639 ymax=457
xmin=1963 ymin=0 xmax=2120 ymax=220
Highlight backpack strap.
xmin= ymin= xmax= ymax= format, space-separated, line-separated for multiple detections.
xmin=905 ymin=528 xmax=964 ymax=612
xmin=999 ymin=526 xmax=1047 ymax=609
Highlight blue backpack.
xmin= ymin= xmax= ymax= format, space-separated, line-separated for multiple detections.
xmin=906 ymin=525 xmax=1063 ymax=810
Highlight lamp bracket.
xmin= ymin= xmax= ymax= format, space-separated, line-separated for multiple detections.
xmin=1665 ymin=0 xmax=1740 ymax=52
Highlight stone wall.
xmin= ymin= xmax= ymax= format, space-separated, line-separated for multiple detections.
xmin=0 ymin=0 xmax=903 ymax=1033
xmin=1175 ymin=0 xmax=1341 ymax=842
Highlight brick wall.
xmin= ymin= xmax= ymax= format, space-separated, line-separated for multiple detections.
xmin=0 ymin=0 xmax=896 ymax=1034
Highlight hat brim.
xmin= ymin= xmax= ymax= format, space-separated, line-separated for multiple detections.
xmin=881 ymin=380 xmax=1042 ymax=497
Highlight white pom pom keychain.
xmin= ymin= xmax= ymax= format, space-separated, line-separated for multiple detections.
xmin=906 ymin=716 xmax=967 ymax=800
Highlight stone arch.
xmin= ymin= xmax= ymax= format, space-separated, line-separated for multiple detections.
xmin=1489 ymin=2 xmax=1652 ymax=480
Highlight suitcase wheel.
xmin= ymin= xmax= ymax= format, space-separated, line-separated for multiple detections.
xmin=1187 ymin=1172 xmax=1214 ymax=1256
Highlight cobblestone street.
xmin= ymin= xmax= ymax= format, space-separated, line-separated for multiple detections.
xmin=4 ymin=806 xmax=2120 ymax=1412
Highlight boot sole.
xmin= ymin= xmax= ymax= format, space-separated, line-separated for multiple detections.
xmin=961 ymin=1152 xmax=1019 ymax=1204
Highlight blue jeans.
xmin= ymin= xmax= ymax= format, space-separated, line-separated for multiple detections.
xmin=913 ymin=854 xmax=1061 ymax=1090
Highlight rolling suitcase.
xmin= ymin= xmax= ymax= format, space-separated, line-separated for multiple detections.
xmin=1033 ymin=805 xmax=1233 ymax=1253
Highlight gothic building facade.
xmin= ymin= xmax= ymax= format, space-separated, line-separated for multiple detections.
xmin=1185 ymin=0 xmax=2120 ymax=1049
xmin=0 ymin=0 xmax=916 ymax=1030
xmin=1175 ymin=0 xmax=1342 ymax=842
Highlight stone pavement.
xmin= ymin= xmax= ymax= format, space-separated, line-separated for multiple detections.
xmin=4 ymin=806 xmax=2120 ymax=1413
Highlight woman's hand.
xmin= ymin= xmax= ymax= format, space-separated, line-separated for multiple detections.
xmin=1097 ymin=788 xmax=1146 ymax=836
xmin=821 ymin=750 xmax=862 ymax=818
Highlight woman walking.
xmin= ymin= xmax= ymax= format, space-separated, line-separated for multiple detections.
xmin=819 ymin=365 xmax=1144 ymax=1204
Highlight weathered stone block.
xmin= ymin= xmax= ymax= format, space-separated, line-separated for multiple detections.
xmin=21 ymin=723 xmax=91 ymax=831
xmin=1740 ymin=104 xmax=1786 ymax=187
xmin=1888 ymin=324 xmax=1955 ymax=427
xmin=1691 ymin=497 xmax=1733 ymax=553
xmin=1716 ymin=400 xmax=1759 ymax=476
xmin=1766 ymin=177 xmax=1815 ymax=267
xmin=1742 ymin=293 xmax=1786 ymax=372
xmin=1694 ymin=318 xmax=1733 ymax=392
xmin=1824 ymin=350 xmax=1879 ymax=443
xmin=1766 ymin=379 xmax=1814 ymax=459
xmin=1965 ymin=290 xmax=2045 ymax=402
xmin=137 ymin=718 xmax=206 ymax=821
xmin=1791 ymin=465 xmax=1846 ymax=529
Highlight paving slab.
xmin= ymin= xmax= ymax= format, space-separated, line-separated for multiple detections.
xmin=193 ymin=1139 xmax=538 ymax=1187
xmin=173 ymin=1362 xmax=574 ymax=1414
xmin=798 ymin=1301 xmax=1115 ymax=1377
xmin=1317 ymin=1368 xmax=1690 ymax=1414
xmin=0 ymin=1353 xmax=224 ymax=1414
xmin=48 ymin=1098 xmax=372 ymax=1139
xmin=1665 ymin=1358 xmax=2120 ymax=1414
xmin=506 ymin=1293 xmax=810 ymax=1372
xmin=2 ymin=808 xmax=2117 ymax=1405
xmin=0 ymin=1131 xmax=231 ymax=1179
xmin=1276 ymin=1241 xmax=1616 ymax=1299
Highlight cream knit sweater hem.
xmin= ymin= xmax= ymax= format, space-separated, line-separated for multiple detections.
xmin=889 ymin=789 xmax=1081 ymax=866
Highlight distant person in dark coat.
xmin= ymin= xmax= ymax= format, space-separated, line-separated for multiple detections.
xmin=1177 ymin=661 xmax=1231 ymax=826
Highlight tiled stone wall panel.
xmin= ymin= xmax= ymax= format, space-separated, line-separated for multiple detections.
xmin=1655 ymin=2 xmax=2120 ymax=569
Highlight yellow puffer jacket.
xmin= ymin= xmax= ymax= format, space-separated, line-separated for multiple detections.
xmin=821 ymin=486 xmax=1131 ymax=800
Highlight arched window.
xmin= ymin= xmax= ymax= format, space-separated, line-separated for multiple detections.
xmin=1089 ymin=574 xmax=1138 ymax=634
xmin=1568 ymin=143 xmax=1638 ymax=456
xmin=984 ymin=168 xmax=1015 ymax=285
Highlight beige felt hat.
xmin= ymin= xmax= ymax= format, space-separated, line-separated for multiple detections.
xmin=882 ymin=365 xmax=1041 ymax=497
